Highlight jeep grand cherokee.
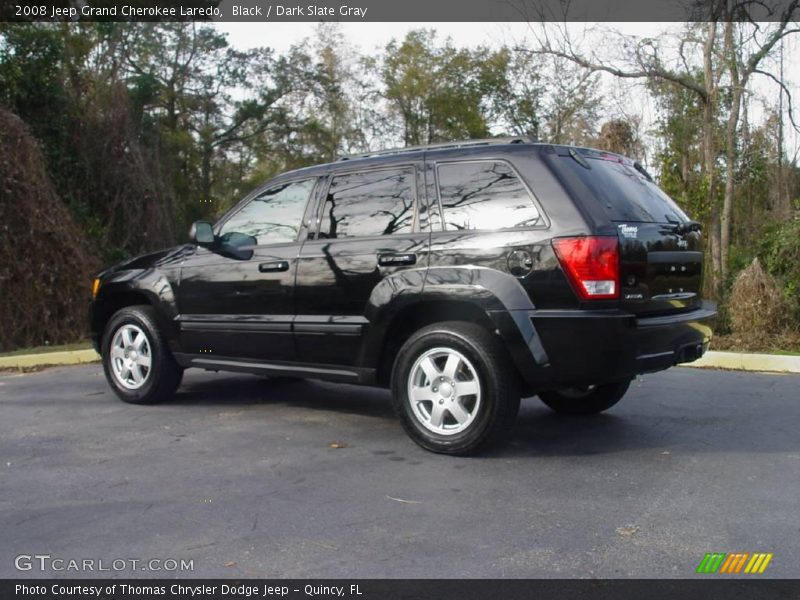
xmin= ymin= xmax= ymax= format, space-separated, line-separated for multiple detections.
xmin=89 ymin=137 xmax=716 ymax=454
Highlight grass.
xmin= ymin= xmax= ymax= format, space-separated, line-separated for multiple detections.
xmin=0 ymin=340 xmax=93 ymax=357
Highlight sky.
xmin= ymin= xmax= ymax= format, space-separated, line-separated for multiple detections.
xmin=215 ymin=22 xmax=800 ymax=160
xmin=215 ymin=22 xmax=530 ymax=53
xmin=215 ymin=21 xmax=679 ymax=56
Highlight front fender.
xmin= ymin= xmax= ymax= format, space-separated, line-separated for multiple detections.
xmin=91 ymin=267 xmax=181 ymax=348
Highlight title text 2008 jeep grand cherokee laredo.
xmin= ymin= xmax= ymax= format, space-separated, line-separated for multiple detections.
xmin=89 ymin=138 xmax=716 ymax=454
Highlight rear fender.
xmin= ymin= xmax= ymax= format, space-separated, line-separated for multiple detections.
xmin=361 ymin=266 xmax=549 ymax=385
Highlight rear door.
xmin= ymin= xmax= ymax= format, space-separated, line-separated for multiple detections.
xmin=548 ymin=148 xmax=704 ymax=316
xmin=294 ymin=163 xmax=428 ymax=366
xmin=425 ymin=156 xmax=555 ymax=301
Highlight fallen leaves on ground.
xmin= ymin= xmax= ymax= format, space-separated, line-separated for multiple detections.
xmin=615 ymin=525 xmax=640 ymax=538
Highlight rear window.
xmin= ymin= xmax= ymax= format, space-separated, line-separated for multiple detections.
xmin=557 ymin=152 xmax=689 ymax=223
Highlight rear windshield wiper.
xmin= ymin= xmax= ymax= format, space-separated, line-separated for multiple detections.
xmin=634 ymin=162 xmax=653 ymax=181
xmin=568 ymin=147 xmax=591 ymax=169
xmin=665 ymin=216 xmax=702 ymax=235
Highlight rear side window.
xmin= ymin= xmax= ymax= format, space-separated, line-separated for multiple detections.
xmin=435 ymin=161 xmax=541 ymax=231
xmin=318 ymin=167 xmax=415 ymax=238
xmin=558 ymin=152 xmax=689 ymax=223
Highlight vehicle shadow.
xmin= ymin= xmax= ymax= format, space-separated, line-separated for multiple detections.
xmin=169 ymin=371 xmax=796 ymax=458
xmin=500 ymin=407 xmax=660 ymax=458
xmin=172 ymin=374 xmax=396 ymax=421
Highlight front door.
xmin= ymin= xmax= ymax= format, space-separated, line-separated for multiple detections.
xmin=177 ymin=178 xmax=318 ymax=362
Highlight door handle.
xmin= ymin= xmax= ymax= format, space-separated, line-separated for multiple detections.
xmin=378 ymin=253 xmax=417 ymax=267
xmin=258 ymin=261 xmax=290 ymax=273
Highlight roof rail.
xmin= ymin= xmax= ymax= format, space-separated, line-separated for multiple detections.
xmin=337 ymin=136 xmax=536 ymax=161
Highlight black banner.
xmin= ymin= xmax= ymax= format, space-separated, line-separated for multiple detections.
xmin=2 ymin=0 xmax=798 ymax=22
xmin=3 ymin=580 xmax=800 ymax=600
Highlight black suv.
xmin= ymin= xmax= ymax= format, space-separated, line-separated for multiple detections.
xmin=89 ymin=138 xmax=716 ymax=454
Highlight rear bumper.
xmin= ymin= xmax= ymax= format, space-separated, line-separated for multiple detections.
xmin=514 ymin=301 xmax=716 ymax=389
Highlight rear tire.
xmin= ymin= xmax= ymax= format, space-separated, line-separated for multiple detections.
xmin=391 ymin=321 xmax=520 ymax=455
xmin=102 ymin=305 xmax=183 ymax=405
xmin=538 ymin=380 xmax=631 ymax=416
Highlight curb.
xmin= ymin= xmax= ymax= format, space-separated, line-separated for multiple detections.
xmin=680 ymin=350 xmax=800 ymax=374
xmin=0 ymin=349 xmax=100 ymax=369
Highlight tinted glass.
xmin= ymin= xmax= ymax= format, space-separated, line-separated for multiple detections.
xmin=219 ymin=179 xmax=315 ymax=245
xmin=319 ymin=168 xmax=415 ymax=238
xmin=436 ymin=161 xmax=541 ymax=231
xmin=560 ymin=152 xmax=689 ymax=223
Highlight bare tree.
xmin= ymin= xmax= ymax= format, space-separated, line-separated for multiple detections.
xmin=523 ymin=2 xmax=799 ymax=295
xmin=719 ymin=10 xmax=800 ymax=278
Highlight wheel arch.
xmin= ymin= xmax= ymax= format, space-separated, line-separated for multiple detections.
xmin=91 ymin=271 xmax=179 ymax=353
xmin=372 ymin=299 xmax=498 ymax=386
xmin=363 ymin=266 xmax=550 ymax=388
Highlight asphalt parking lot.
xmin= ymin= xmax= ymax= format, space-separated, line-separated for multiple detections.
xmin=1 ymin=364 xmax=798 ymax=578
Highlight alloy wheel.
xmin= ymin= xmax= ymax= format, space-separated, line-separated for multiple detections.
xmin=109 ymin=324 xmax=152 ymax=390
xmin=407 ymin=347 xmax=482 ymax=435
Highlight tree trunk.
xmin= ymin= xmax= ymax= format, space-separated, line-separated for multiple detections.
xmin=702 ymin=21 xmax=721 ymax=297
xmin=721 ymin=20 xmax=742 ymax=283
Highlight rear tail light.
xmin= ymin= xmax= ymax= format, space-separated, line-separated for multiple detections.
xmin=552 ymin=236 xmax=619 ymax=300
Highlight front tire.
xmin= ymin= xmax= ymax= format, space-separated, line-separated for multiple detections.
xmin=391 ymin=321 xmax=520 ymax=455
xmin=538 ymin=380 xmax=631 ymax=416
xmin=102 ymin=305 xmax=183 ymax=405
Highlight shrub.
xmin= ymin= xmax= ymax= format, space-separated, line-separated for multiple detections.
xmin=0 ymin=107 xmax=97 ymax=351
xmin=760 ymin=215 xmax=800 ymax=309
xmin=727 ymin=257 xmax=792 ymax=336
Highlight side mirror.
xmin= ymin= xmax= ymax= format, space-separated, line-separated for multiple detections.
xmin=189 ymin=220 xmax=215 ymax=246
xmin=216 ymin=231 xmax=256 ymax=261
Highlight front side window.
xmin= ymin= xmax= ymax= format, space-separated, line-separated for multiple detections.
xmin=436 ymin=161 xmax=541 ymax=231
xmin=219 ymin=179 xmax=315 ymax=246
xmin=318 ymin=168 xmax=415 ymax=239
